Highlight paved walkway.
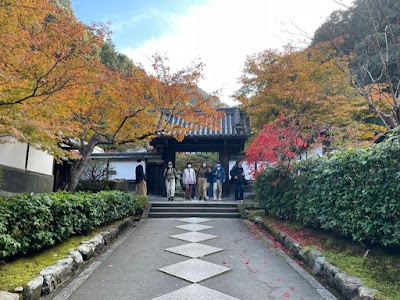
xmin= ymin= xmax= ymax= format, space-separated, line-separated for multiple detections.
xmin=50 ymin=217 xmax=337 ymax=300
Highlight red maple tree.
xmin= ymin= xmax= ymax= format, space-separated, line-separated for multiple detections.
xmin=245 ymin=114 xmax=319 ymax=176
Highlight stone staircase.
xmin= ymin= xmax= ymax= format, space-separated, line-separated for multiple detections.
xmin=148 ymin=202 xmax=242 ymax=218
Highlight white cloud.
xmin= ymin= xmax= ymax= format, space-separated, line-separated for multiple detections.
xmin=122 ymin=0 xmax=353 ymax=106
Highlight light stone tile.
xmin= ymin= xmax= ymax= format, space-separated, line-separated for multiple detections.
xmin=165 ymin=243 xmax=223 ymax=258
xmin=174 ymin=223 xmax=214 ymax=232
xmin=170 ymin=232 xmax=218 ymax=243
xmin=152 ymin=284 xmax=240 ymax=300
xmin=158 ymin=259 xmax=231 ymax=283
xmin=176 ymin=217 xmax=212 ymax=224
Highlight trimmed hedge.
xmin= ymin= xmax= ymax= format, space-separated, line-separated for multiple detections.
xmin=76 ymin=179 xmax=130 ymax=193
xmin=255 ymin=129 xmax=400 ymax=247
xmin=0 ymin=191 xmax=147 ymax=259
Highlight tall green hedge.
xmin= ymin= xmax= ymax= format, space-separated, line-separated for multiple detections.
xmin=0 ymin=191 xmax=146 ymax=259
xmin=255 ymin=129 xmax=400 ymax=247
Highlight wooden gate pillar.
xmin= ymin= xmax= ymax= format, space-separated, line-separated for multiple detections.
xmin=219 ymin=149 xmax=230 ymax=197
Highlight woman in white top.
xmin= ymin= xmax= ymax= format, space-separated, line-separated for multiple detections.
xmin=182 ymin=162 xmax=196 ymax=200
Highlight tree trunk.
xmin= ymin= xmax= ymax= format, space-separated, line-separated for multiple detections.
xmin=65 ymin=134 xmax=104 ymax=192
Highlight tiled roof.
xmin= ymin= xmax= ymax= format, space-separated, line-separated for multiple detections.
xmin=164 ymin=107 xmax=251 ymax=138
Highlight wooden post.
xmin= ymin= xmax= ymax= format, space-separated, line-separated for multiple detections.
xmin=219 ymin=149 xmax=230 ymax=198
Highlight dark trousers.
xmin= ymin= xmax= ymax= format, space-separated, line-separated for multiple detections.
xmin=191 ymin=184 xmax=196 ymax=198
xmin=234 ymin=182 xmax=244 ymax=200
xmin=185 ymin=184 xmax=194 ymax=199
xmin=207 ymin=182 xmax=213 ymax=198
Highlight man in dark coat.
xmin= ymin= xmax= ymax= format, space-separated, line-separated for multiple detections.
xmin=135 ymin=158 xmax=147 ymax=196
xmin=230 ymin=160 xmax=245 ymax=202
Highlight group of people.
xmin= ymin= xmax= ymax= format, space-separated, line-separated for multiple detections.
xmin=136 ymin=158 xmax=247 ymax=202
xmin=163 ymin=160 xmax=246 ymax=202
xmin=179 ymin=161 xmax=225 ymax=201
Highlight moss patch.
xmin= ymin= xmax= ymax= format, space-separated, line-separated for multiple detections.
xmin=0 ymin=218 xmax=129 ymax=292
xmin=249 ymin=210 xmax=400 ymax=300
xmin=324 ymin=247 xmax=400 ymax=300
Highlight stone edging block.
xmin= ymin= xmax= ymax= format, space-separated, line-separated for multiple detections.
xmin=22 ymin=276 xmax=43 ymax=300
xmin=0 ymin=291 xmax=19 ymax=300
xmin=252 ymin=216 xmax=383 ymax=300
xmin=0 ymin=216 xmax=136 ymax=300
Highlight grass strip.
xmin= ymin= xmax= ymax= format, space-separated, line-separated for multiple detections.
xmin=0 ymin=219 xmax=127 ymax=292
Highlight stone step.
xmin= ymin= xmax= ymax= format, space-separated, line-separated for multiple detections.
xmin=244 ymin=192 xmax=256 ymax=200
xmin=151 ymin=202 xmax=238 ymax=208
xmin=148 ymin=212 xmax=241 ymax=218
xmin=150 ymin=207 xmax=239 ymax=213
xmin=147 ymin=201 xmax=242 ymax=218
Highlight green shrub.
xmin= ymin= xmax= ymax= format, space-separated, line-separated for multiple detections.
xmin=77 ymin=180 xmax=114 ymax=192
xmin=0 ymin=191 xmax=138 ymax=259
xmin=133 ymin=195 xmax=148 ymax=215
xmin=255 ymin=129 xmax=400 ymax=247
xmin=77 ymin=179 xmax=129 ymax=192
xmin=254 ymin=165 xmax=296 ymax=219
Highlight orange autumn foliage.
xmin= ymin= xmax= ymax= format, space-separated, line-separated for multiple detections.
xmin=63 ymin=55 xmax=223 ymax=191
xmin=236 ymin=44 xmax=380 ymax=149
xmin=1 ymin=1 xmax=222 ymax=191
xmin=0 ymin=0 xmax=106 ymax=155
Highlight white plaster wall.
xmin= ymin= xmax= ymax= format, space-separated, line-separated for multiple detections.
xmin=109 ymin=161 xmax=146 ymax=180
xmin=26 ymin=147 xmax=54 ymax=175
xmin=92 ymin=146 xmax=104 ymax=153
xmin=298 ymin=144 xmax=323 ymax=161
xmin=242 ymin=161 xmax=255 ymax=180
xmin=0 ymin=137 xmax=28 ymax=170
xmin=0 ymin=137 xmax=54 ymax=175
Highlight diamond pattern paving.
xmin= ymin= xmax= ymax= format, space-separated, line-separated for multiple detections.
xmin=158 ymin=258 xmax=231 ymax=283
xmin=174 ymin=223 xmax=213 ymax=232
xmin=170 ymin=231 xmax=218 ymax=243
xmin=152 ymin=284 xmax=240 ymax=300
xmin=176 ymin=217 xmax=212 ymax=224
xmin=165 ymin=243 xmax=223 ymax=258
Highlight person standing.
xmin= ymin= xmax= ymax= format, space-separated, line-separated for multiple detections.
xmin=163 ymin=161 xmax=177 ymax=201
xmin=230 ymin=160 xmax=245 ymax=202
xmin=182 ymin=162 xmax=196 ymax=200
xmin=211 ymin=162 xmax=225 ymax=200
xmin=135 ymin=158 xmax=147 ymax=196
xmin=197 ymin=162 xmax=211 ymax=200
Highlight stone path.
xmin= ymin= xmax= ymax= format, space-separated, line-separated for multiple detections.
xmin=51 ymin=218 xmax=336 ymax=300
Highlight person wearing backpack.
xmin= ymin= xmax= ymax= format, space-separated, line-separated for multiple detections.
xmin=163 ymin=161 xmax=177 ymax=201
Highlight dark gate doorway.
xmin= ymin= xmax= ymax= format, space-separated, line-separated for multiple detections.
xmin=149 ymin=107 xmax=251 ymax=197
xmin=146 ymin=162 xmax=164 ymax=195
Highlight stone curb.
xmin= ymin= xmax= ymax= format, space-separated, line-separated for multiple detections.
xmin=141 ymin=203 xmax=152 ymax=219
xmin=0 ymin=216 xmax=137 ymax=300
xmin=237 ymin=203 xmax=248 ymax=219
xmin=251 ymin=216 xmax=383 ymax=300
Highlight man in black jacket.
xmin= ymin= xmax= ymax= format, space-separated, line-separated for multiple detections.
xmin=135 ymin=159 xmax=147 ymax=196
xmin=230 ymin=160 xmax=245 ymax=202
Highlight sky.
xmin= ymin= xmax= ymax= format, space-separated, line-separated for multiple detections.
xmin=71 ymin=0 xmax=353 ymax=106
